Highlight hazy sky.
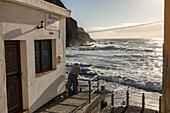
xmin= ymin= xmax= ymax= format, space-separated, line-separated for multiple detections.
xmin=61 ymin=0 xmax=164 ymax=39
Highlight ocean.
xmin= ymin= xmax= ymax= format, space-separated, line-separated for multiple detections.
xmin=66 ymin=38 xmax=163 ymax=110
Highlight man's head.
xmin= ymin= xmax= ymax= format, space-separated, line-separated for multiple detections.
xmin=75 ymin=63 xmax=79 ymax=65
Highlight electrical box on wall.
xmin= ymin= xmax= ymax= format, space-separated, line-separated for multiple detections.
xmin=58 ymin=55 xmax=63 ymax=63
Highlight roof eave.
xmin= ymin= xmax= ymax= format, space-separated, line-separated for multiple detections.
xmin=4 ymin=0 xmax=71 ymax=17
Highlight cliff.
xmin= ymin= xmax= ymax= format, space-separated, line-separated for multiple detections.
xmin=44 ymin=0 xmax=94 ymax=47
xmin=66 ymin=18 xmax=94 ymax=47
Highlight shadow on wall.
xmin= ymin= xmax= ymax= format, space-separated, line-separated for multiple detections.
xmin=3 ymin=28 xmax=37 ymax=40
xmin=29 ymin=75 xmax=66 ymax=112
xmin=1 ymin=2 xmax=42 ymax=26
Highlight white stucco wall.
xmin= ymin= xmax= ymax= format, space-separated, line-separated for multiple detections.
xmin=0 ymin=22 xmax=8 ymax=113
xmin=0 ymin=0 xmax=70 ymax=112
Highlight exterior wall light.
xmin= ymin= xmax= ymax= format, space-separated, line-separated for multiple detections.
xmin=37 ymin=21 xmax=44 ymax=29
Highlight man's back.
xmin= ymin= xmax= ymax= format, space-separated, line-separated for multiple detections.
xmin=69 ymin=65 xmax=81 ymax=77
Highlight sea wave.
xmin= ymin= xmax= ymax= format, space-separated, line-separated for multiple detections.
xmin=100 ymin=75 xmax=162 ymax=93
xmin=66 ymin=62 xmax=162 ymax=93
xmin=66 ymin=38 xmax=163 ymax=94
xmin=79 ymin=45 xmax=154 ymax=52
xmin=66 ymin=55 xmax=76 ymax=57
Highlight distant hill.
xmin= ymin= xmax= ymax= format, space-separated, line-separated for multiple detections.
xmin=44 ymin=0 xmax=94 ymax=47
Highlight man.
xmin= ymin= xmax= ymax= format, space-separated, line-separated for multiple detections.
xmin=68 ymin=63 xmax=81 ymax=95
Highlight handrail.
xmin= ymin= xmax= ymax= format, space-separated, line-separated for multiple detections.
xmin=78 ymin=84 xmax=89 ymax=87
xmin=78 ymin=79 xmax=90 ymax=81
xmin=91 ymin=88 xmax=98 ymax=95
xmin=78 ymin=73 xmax=99 ymax=103
xmin=111 ymin=90 xmax=162 ymax=111
xmin=80 ymin=73 xmax=98 ymax=76
xmin=91 ymin=82 xmax=98 ymax=88
xmin=90 ymin=75 xmax=99 ymax=81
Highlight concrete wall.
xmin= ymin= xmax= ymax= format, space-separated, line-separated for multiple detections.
xmin=163 ymin=0 xmax=170 ymax=113
xmin=0 ymin=0 xmax=70 ymax=112
xmin=77 ymin=95 xmax=101 ymax=113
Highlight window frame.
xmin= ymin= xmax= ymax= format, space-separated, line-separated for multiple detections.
xmin=34 ymin=40 xmax=53 ymax=75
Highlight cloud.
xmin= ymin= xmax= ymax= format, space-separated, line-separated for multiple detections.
xmin=84 ymin=23 xmax=164 ymax=39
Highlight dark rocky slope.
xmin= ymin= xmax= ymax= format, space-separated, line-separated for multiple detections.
xmin=44 ymin=0 xmax=94 ymax=47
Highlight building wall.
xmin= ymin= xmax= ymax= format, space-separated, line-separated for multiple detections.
xmin=0 ymin=1 xmax=69 ymax=112
xmin=0 ymin=22 xmax=8 ymax=113
xmin=163 ymin=0 xmax=170 ymax=113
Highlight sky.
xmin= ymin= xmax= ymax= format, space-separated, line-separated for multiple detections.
xmin=61 ymin=0 xmax=164 ymax=39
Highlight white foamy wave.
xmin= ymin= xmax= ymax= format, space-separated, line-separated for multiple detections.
xmin=99 ymin=75 xmax=162 ymax=93
xmin=66 ymin=38 xmax=163 ymax=94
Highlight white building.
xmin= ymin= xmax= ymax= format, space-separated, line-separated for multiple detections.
xmin=0 ymin=0 xmax=71 ymax=112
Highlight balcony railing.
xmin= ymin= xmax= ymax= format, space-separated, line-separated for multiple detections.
xmin=78 ymin=73 xmax=100 ymax=103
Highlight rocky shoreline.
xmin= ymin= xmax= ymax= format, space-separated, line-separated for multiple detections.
xmin=66 ymin=18 xmax=94 ymax=47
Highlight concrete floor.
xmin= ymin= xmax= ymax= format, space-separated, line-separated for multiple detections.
xmin=34 ymin=93 xmax=100 ymax=113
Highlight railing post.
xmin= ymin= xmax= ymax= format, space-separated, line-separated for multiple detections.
xmin=142 ymin=93 xmax=145 ymax=111
xmin=101 ymin=86 xmax=105 ymax=103
xmin=159 ymin=96 xmax=162 ymax=113
xmin=111 ymin=92 xmax=114 ymax=107
xmin=80 ymin=88 xmax=82 ymax=92
xmin=126 ymin=90 xmax=129 ymax=107
xmin=89 ymin=80 xmax=91 ymax=103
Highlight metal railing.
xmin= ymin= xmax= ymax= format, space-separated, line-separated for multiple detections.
xmin=78 ymin=73 xmax=100 ymax=103
xmin=110 ymin=90 xmax=162 ymax=112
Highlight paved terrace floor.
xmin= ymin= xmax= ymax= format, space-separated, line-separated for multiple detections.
xmin=34 ymin=92 xmax=99 ymax=113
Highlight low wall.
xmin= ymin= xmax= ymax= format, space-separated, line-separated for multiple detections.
xmin=77 ymin=94 xmax=101 ymax=113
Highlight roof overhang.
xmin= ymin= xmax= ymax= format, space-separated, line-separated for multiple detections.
xmin=3 ymin=0 xmax=71 ymax=17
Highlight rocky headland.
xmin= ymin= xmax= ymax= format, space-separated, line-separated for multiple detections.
xmin=44 ymin=0 xmax=94 ymax=47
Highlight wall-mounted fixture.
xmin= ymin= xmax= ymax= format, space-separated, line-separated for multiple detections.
xmin=58 ymin=55 xmax=63 ymax=63
xmin=37 ymin=21 xmax=44 ymax=29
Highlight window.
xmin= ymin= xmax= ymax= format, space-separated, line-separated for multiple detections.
xmin=35 ymin=40 xmax=52 ymax=74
